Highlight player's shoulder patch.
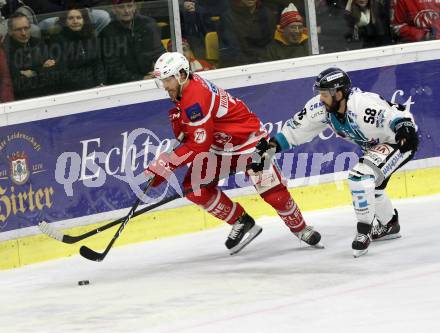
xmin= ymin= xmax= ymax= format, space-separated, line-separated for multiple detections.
xmin=305 ymin=95 xmax=323 ymax=110
xmin=185 ymin=103 xmax=205 ymax=122
xmin=302 ymin=95 xmax=326 ymax=121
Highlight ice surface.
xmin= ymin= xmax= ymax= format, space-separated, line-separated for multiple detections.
xmin=1 ymin=194 xmax=439 ymax=333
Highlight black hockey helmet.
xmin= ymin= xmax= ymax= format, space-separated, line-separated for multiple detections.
xmin=314 ymin=67 xmax=351 ymax=97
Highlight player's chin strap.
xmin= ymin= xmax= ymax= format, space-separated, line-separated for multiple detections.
xmin=176 ymin=72 xmax=190 ymax=98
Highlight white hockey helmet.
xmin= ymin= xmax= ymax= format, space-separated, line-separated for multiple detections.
xmin=153 ymin=52 xmax=190 ymax=88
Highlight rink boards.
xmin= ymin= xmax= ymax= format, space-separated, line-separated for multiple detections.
xmin=1 ymin=41 xmax=440 ymax=269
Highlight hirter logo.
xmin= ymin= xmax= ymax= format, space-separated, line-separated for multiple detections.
xmin=8 ymin=152 xmax=30 ymax=185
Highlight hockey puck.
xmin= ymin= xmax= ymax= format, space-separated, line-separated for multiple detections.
xmin=78 ymin=280 xmax=90 ymax=286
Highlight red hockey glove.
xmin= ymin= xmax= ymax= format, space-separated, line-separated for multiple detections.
xmin=144 ymin=152 xmax=177 ymax=187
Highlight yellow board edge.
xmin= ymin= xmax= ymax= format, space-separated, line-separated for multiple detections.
xmin=1 ymin=167 xmax=439 ymax=270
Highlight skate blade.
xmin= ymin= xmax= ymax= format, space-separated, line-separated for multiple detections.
xmin=312 ymin=242 xmax=325 ymax=249
xmin=229 ymin=225 xmax=263 ymax=255
xmin=353 ymin=249 xmax=368 ymax=258
xmin=372 ymin=233 xmax=401 ymax=242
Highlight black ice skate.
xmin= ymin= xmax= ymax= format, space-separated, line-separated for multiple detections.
xmin=225 ymin=213 xmax=262 ymax=255
xmin=372 ymin=209 xmax=401 ymax=241
xmin=293 ymin=225 xmax=324 ymax=248
xmin=352 ymin=222 xmax=372 ymax=258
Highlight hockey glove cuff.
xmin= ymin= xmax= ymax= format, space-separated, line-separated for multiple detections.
xmin=394 ymin=118 xmax=419 ymax=153
xmin=248 ymin=138 xmax=279 ymax=173
xmin=144 ymin=152 xmax=177 ymax=187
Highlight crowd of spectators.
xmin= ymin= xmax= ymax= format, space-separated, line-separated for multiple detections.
xmin=0 ymin=0 xmax=438 ymax=102
xmin=0 ymin=0 xmax=165 ymax=101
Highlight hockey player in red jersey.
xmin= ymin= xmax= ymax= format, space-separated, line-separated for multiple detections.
xmin=391 ymin=0 xmax=440 ymax=42
xmin=145 ymin=52 xmax=323 ymax=254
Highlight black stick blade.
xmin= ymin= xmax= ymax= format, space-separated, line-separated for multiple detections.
xmin=80 ymin=245 xmax=104 ymax=262
xmin=62 ymin=235 xmax=83 ymax=244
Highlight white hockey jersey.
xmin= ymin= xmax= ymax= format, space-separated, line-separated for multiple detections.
xmin=275 ymin=88 xmax=416 ymax=151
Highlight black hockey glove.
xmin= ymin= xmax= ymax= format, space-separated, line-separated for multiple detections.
xmin=394 ymin=118 xmax=419 ymax=153
xmin=248 ymin=138 xmax=280 ymax=173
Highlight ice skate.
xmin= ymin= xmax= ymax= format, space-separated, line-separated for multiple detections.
xmin=225 ymin=213 xmax=262 ymax=255
xmin=352 ymin=222 xmax=372 ymax=258
xmin=293 ymin=225 xmax=324 ymax=249
xmin=372 ymin=209 xmax=401 ymax=241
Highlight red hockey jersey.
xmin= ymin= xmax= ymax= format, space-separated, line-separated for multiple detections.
xmin=391 ymin=0 xmax=440 ymax=42
xmin=169 ymin=74 xmax=266 ymax=167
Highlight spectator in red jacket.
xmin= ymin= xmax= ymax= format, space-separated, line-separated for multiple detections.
xmin=391 ymin=0 xmax=440 ymax=42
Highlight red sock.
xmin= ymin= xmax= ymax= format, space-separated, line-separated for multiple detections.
xmin=260 ymin=186 xmax=306 ymax=232
xmin=187 ymin=187 xmax=244 ymax=224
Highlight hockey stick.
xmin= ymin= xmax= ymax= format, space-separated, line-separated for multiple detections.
xmin=40 ymin=162 xmax=248 ymax=259
xmin=39 ymin=173 xmax=228 ymax=245
xmin=39 ymin=166 xmax=242 ymax=245
xmin=79 ymin=134 xmax=185 ymax=260
xmin=38 ymin=190 xmax=184 ymax=244
xmin=78 ymin=163 xmax=252 ymax=262
xmin=79 ymin=178 xmax=156 ymax=262
xmin=39 ymin=135 xmax=188 ymax=245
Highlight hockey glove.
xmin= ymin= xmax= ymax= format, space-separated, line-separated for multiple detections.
xmin=248 ymin=138 xmax=279 ymax=173
xmin=144 ymin=152 xmax=177 ymax=187
xmin=394 ymin=118 xmax=419 ymax=153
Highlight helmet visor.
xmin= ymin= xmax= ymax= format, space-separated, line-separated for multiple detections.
xmin=154 ymin=76 xmax=177 ymax=89
xmin=313 ymin=86 xmax=337 ymax=97
xmin=154 ymin=78 xmax=165 ymax=89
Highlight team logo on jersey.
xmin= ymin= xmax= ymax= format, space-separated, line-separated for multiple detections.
xmin=194 ymin=128 xmax=207 ymax=143
xmin=168 ymin=110 xmax=181 ymax=121
xmin=185 ymin=103 xmax=204 ymax=122
xmin=375 ymin=110 xmax=385 ymax=128
xmin=414 ymin=10 xmax=440 ymax=29
xmin=214 ymin=132 xmax=232 ymax=145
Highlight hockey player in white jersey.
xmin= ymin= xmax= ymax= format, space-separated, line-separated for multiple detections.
xmin=250 ymin=67 xmax=419 ymax=257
